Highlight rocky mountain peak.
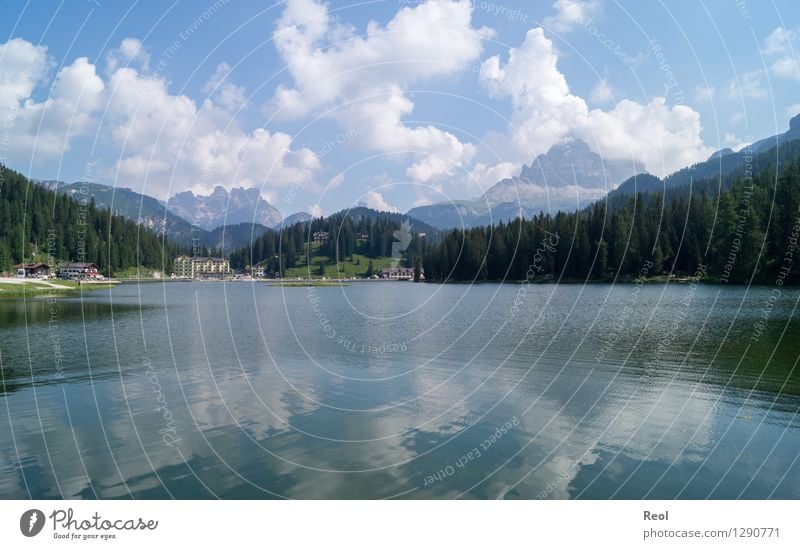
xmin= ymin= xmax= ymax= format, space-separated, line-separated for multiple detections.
xmin=166 ymin=186 xmax=282 ymax=231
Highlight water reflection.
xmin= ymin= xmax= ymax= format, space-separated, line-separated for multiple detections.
xmin=0 ymin=282 xmax=798 ymax=499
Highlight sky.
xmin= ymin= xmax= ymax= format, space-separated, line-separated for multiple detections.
xmin=1 ymin=0 xmax=799 ymax=218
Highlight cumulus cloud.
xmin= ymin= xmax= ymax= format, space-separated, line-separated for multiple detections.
xmin=106 ymin=63 xmax=320 ymax=198
xmin=468 ymin=161 xmax=519 ymax=193
xmin=362 ymin=190 xmax=399 ymax=213
xmin=544 ymin=0 xmax=601 ymax=33
xmin=270 ymin=0 xmax=492 ymax=183
xmin=0 ymin=38 xmax=104 ymax=160
xmin=0 ymin=37 xmax=318 ymax=199
xmin=308 ymin=204 xmax=324 ymax=217
xmin=105 ymin=37 xmax=150 ymax=73
xmin=203 ymin=62 xmax=247 ymax=111
xmin=0 ymin=38 xmax=50 ymax=108
xmin=479 ymin=28 xmax=712 ymax=177
xmin=764 ymin=26 xmax=799 ymax=79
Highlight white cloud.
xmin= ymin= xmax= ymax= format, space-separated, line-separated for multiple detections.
xmin=308 ymin=204 xmax=324 ymax=217
xmin=270 ymin=0 xmax=492 ymax=183
xmin=0 ymin=37 xmax=317 ymax=198
xmin=468 ymin=161 xmax=519 ymax=193
xmin=362 ymin=190 xmax=399 ymax=213
xmin=480 ymin=28 xmax=588 ymax=162
xmin=479 ymin=28 xmax=711 ymax=177
xmin=771 ymin=57 xmax=798 ymax=78
xmin=544 ymin=0 xmax=601 ymax=33
xmin=763 ymin=27 xmax=799 ymax=79
xmin=590 ymin=78 xmax=614 ymax=104
xmin=327 ymin=173 xmax=345 ymax=189
xmin=724 ymin=132 xmax=749 ymax=151
xmin=105 ymin=52 xmax=320 ymax=198
xmin=203 ymin=62 xmax=247 ymax=111
xmin=787 ymin=103 xmax=800 ymax=117
xmin=0 ymin=38 xmax=104 ymax=161
xmin=723 ymin=70 xmax=767 ymax=100
xmin=764 ymin=26 xmax=798 ymax=55
xmin=0 ymin=38 xmax=50 ymax=108
xmin=694 ymin=84 xmax=715 ymax=103
xmin=106 ymin=37 xmax=149 ymax=73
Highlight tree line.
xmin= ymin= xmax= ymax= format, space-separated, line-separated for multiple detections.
xmin=421 ymin=163 xmax=800 ymax=285
xmin=229 ymin=207 xmax=428 ymax=276
xmin=0 ymin=165 xmax=185 ymax=275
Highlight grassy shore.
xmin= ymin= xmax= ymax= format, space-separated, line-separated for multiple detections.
xmin=282 ymin=251 xmax=397 ymax=279
xmin=0 ymin=279 xmax=116 ymax=298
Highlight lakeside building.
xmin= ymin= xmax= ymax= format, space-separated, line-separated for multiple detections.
xmin=15 ymin=263 xmax=51 ymax=278
xmin=312 ymin=231 xmax=330 ymax=243
xmin=378 ymin=266 xmax=420 ymax=280
xmin=58 ymin=262 xmax=100 ymax=280
xmin=173 ymin=255 xmax=231 ymax=278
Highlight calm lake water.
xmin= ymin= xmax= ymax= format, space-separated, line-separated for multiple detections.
xmin=0 ymin=281 xmax=798 ymax=499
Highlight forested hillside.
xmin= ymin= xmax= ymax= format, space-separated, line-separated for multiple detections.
xmin=0 ymin=166 xmax=185 ymax=275
xmin=229 ymin=207 xmax=432 ymax=275
xmin=421 ymin=161 xmax=800 ymax=285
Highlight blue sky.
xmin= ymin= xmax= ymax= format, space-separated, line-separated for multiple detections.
xmin=1 ymin=0 xmax=798 ymax=217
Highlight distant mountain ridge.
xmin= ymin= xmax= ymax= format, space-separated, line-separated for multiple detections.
xmin=31 ymin=180 xmax=279 ymax=251
xmin=274 ymin=211 xmax=313 ymax=230
xmin=610 ymin=112 xmax=800 ymax=201
xmin=166 ymin=186 xmax=282 ymax=231
xmin=749 ymin=113 xmax=800 ymax=154
xmin=56 ymin=182 xmax=198 ymax=243
xmin=408 ymin=138 xmax=640 ymax=229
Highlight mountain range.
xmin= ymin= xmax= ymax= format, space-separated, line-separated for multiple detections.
xmin=31 ymin=111 xmax=800 ymax=238
xmin=167 ymin=186 xmax=283 ymax=231
xmin=408 ymin=139 xmax=641 ymax=229
xmin=410 ymin=113 xmax=800 ymax=229
xmin=32 ymin=181 xmax=308 ymax=251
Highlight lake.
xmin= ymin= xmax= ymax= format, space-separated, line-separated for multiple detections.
xmin=0 ymin=281 xmax=798 ymax=499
